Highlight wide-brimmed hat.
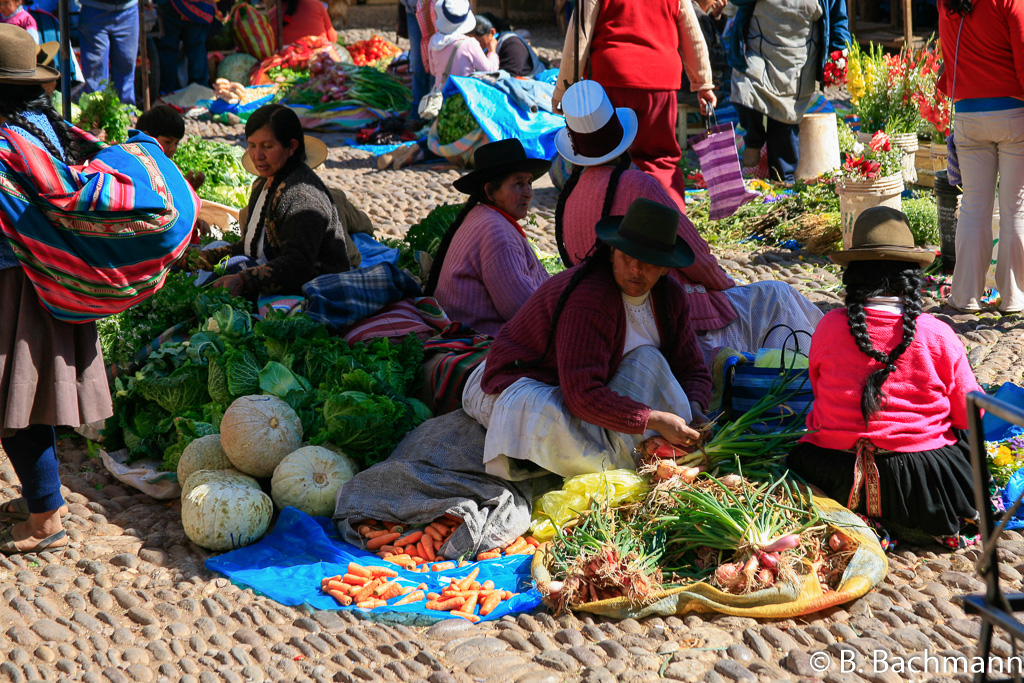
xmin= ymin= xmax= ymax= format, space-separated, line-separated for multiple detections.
xmin=555 ymin=80 xmax=638 ymax=166
xmin=452 ymin=138 xmax=551 ymax=195
xmin=0 ymin=25 xmax=59 ymax=84
xmin=434 ymin=0 xmax=475 ymax=35
xmin=37 ymin=42 xmax=60 ymax=68
xmin=241 ymin=135 xmax=329 ymax=175
xmin=831 ymin=206 xmax=935 ymax=267
xmin=595 ymin=198 xmax=694 ymax=268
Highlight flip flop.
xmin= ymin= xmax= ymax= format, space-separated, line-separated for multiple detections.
xmin=0 ymin=498 xmax=69 ymax=522
xmin=0 ymin=526 xmax=67 ymax=555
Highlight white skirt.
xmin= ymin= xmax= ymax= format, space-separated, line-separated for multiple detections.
xmin=462 ymin=345 xmax=692 ymax=481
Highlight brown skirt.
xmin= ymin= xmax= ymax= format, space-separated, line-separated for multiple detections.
xmin=0 ymin=267 xmax=112 ymax=435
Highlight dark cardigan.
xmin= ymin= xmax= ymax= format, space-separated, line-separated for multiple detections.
xmin=481 ymin=261 xmax=713 ymax=435
xmin=202 ymin=163 xmax=351 ymax=296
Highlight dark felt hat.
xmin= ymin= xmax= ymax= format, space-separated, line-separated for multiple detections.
xmin=831 ymin=206 xmax=935 ymax=267
xmin=0 ymin=25 xmax=59 ymax=84
xmin=595 ymin=198 xmax=695 ymax=268
xmin=453 ymin=138 xmax=551 ymax=195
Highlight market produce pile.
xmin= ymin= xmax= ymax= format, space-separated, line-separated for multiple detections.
xmin=344 ymin=35 xmax=402 ymax=68
xmin=99 ymin=275 xmax=431 ymax=479
xmin=74 ymin=80 xmax=139 ymax=144
xmin=280 ymin=51 xmax=412 ymax=112
xmin=172 ymin=136 xmax=255 ymax=209
xmin=436 ymin=94 xmax=479 ymax=145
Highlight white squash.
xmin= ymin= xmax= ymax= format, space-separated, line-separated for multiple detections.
xmin=271 ymin=446 xmax=357 ymax=516
xmin=182 ymin=468 xmax=260 ymax=499
xmin=181 ymin=479 xmax=273 ymax=551
xmin=220 ymin=395 xmax=303 ymax=478
xmin=177 ymin=434 xmax=232 ymax=487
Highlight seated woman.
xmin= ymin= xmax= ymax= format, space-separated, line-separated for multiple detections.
xmin=787 ymin=208 xmax=984 ymax=551
xmin=427 ymin=138 xmax=551 ymax=336
xmin=555 ymin=80 xmax=823 ymax=362
xmin=463 ymin=198 xmax=711 ymax=480
xmin=469 ymin=15 xmax=545 ymax=78
xmin=268 ymin=0 xmax=338 ymax=45
xmin=428 ymin=0 xmax=498 ymax=90
xmin=192 ymin=104 xmax=350 ymax=297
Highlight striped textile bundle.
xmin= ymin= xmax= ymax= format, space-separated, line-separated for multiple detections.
xmin=0 ymin=127 xmax=198 ymax=323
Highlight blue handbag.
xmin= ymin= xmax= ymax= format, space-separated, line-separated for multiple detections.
xmin=721 ymin=324 xmax=813 ymax=427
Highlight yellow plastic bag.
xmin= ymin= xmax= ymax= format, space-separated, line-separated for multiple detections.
xmin=530 ymin=470 xmax=649 ymax=542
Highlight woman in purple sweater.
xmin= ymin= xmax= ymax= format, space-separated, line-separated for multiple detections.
xmin=462 ymin=198 xmax=712 ymax=480
xmin=427 ymin=138 xmax=551 ymax=336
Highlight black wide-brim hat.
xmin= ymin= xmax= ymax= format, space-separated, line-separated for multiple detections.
xmin=453 ymin=138 xmax=552 ymax=195
xmin=595 ymin=197 xmax=695 ymax=268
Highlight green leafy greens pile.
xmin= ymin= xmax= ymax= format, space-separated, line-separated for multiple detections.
xmin=103 ymin=296 xmax=431 ymax=473
xmin=172 ymin=137 xmax=255 ymax=209
xmin=383 ymin=203 xmax=464 ymax=278
xmin=76 ymin=80 xmax=140 ymax=144
xmin=436 ymin=94 xmax=479 ymax=145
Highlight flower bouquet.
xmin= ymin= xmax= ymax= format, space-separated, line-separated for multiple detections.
xmin=913 ymin=42 xmax=953 ymax=144
xmin=834 ymin=131 xmax=904 ymax=181
xmin=843 ymin=42 xmax=924 ymax=136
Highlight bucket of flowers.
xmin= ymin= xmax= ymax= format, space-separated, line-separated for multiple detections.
xmin=831 ymin=131 xmax=905 ymax=250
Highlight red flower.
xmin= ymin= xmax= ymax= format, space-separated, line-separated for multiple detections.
xmin=869 ymin=131 xmax=892 ymax=153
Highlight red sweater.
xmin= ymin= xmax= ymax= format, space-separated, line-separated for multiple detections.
xmin=801 ymin=308 xmax=981 ymax=453
xmin=562 ymin=166 xmax=737 ymax=332
xmin=938 ymin=0 xmax=1024 ymax=101
xmin=589 ymin=0 xmax=683 ymax=91
xmin=481 ymin=262 xmax=713 ymax=434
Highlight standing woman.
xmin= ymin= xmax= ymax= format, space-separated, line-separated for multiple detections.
xmin=940 ymin=0 xmax=1024 ymax=314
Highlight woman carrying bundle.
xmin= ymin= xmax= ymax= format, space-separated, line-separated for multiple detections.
xmin=787 ymin=207 xmax=985 ymax=550
xmin=463 ymin=198 xmax=711 ymax=480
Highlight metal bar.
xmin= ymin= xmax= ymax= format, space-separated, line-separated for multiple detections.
xmin=139 ymin=2 xmax=150 ymax=111
xmin=59 ymin=0 xmax=71 ymax=120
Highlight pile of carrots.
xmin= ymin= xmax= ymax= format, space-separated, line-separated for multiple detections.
xmin=475 ymin=534 xmax=540 ymax=561
xmin=320 ymin=563 xmax=518 ymax=622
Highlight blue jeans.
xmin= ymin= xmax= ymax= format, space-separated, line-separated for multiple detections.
xmin=735 ymin=103 xmax=799 ymax=183
xmin=79 ymin=4 xmax=139 ymax=105
xmin=0 ymin=425 xmax=64 ymax=514
xmin=156 ymin=6 xmax=211 ymax=94
xmin=406 ymin=11 xmax=431 ymax=122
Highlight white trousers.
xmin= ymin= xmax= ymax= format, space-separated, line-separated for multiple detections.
xmin=949 ymin=108 xmax=1024 ymax=313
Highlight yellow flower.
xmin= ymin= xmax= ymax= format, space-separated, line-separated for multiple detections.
xmin=994 ymin=446 xmax=1014 ymax=467
xmin=847 ymin=58 xmax=865 ymax=103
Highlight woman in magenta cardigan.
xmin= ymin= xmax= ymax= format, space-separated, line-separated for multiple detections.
xmin=788 ymin=208 xmax=984 ymax=551
xmin=462 ymin=198 xmax=712 ymax=480
xmin=555 ymin=81 xmax=823 ymax=362
xmin=427 ymin=138 xmax=551 ymax=336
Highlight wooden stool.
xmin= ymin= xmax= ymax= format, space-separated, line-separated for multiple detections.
xmin=676 ymin=101 xmax=704 ymax=151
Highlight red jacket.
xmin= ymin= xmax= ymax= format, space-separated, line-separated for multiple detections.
xmin=589 ymin=0 xmax=683 ymax=91
xmin=938 ymin=0 xmax=1024 ymax=101
xmin=482 ymin=262 xmax=713 ymax=434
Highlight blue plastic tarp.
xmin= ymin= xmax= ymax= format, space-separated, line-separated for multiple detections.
xmin=352 ymin=232 xmax=401 ymax=269
xmin=206 ymin=507 xmax=543 ymax=625
xmin=442 ymin=75 xmax=564 ymax=160
xmin=983 ymin=383 xmax=1024 ymax=442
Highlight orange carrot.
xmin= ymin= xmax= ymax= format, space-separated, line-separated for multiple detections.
xmin=524 ymin=536 xmax=540 ymax=548
xmin=426 ymin=592 xmax=440 ymax=600
xmin=342 ymin=573 xmax=369 ymax=586
xmin=379 ymin=544 xmax=400 ymax=555
xmin=364 ymin=529 xmax=391 ymax=539
xmin=479 ymin=591 xmax=502 ymax=616
xmin=456 ymin=568 xmax=480 ymax=591
xmin=422 ymin=537 xmax=436 ymax=562
xmin=347 ymin=563 xmax=373 ymax=578
xmin=504 ymin=537 xmax=527 ymax=555
xmin=476 ymin=551 xmax=501 ymax=561
xmin=462 ymin=593 xmax=478 ymax=613
xmin=357 ymin=525 xmax=374 ymax=536
xmin=429 ymin=522 xmax=450 ymax=537
xmin=399 ymin=586 xmax=414 ymax=595
xmin=430 ymin=561 xmax=456 ymax=572
xmin=425 ymin=526 xmax=444 ymax=542
xmin=413 ymin=541 xmax=426 ymax=559
xmin=458 ymin=560 xmax=468 ymax=568
xmin=328 ymin=590 xmax=352 ymax=606
xmin=394 ymin=590 xmax=425 ymax=606
xmin=326 ymin=580 xmax=349 ymax=594
xmin=449 ymin=610 xmax=480 ymax=623
xmin=426 ymin=597 xmax=464 ymax=611
xmin=356 ymin=599 xmax=386 ymax=609
xmin=375 ymin=582 xmax=403 ymax=601
xmin=504 ymin=591 xmax=514 ymax=599
xmin=351 ymin=580 xmax=380 ymax=603
xmin=395 ymin=530 xmax=423 ymax=547
xmin=320 ymin=575 xmax=340 ymax=590
xmin=367 ymin=532 xmax=401 ymax=550
xmin=442 ymin=513 xmax=462 ymax=524
xmin=482 ymin=580 xmax=495 ymax=590
xmin=365 ymin=565 xmax=399 ymax=578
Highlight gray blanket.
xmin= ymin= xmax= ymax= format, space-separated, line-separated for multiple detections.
xmin=332 ymin=409 xmax=535 ymax=560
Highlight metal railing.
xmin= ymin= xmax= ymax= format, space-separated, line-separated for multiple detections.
xmin=964 ymin=390 xmax=1024 ymax=683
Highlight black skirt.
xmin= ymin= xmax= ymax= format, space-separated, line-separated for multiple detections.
xmin=787 ymin=433 xmax=982 ymax=537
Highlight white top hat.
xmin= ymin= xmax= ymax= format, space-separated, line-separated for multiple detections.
xmin=555 ymin=80 xmax=638 ymax=167
xmin=434 ymin=0 xmax=476 ymax=36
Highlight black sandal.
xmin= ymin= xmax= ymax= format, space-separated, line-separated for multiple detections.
xmin=0 ymin=526 xmax=67 ymax=555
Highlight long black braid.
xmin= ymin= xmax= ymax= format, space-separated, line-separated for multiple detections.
xmin=843 ymin=260 xmax=924 ymax=424
xmin=0 ymin=84 xmax=87 ymax=163
xmin=245 ymin=104 xmax=308 ymax=254
xmin=424 ymin=194 xmax=482 ymax=296
xmin=941 ymin=0 xmax=972 ymax=14
xmin=553 ymin=153 xmax=632 ymax=267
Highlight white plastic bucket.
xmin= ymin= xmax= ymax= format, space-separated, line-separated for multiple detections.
xmin=890 ymin=133 xmax=920 ymax=185
xmin=795 ymin=113 xmax=841 ymax=180
xmin=837 ymin=173 xmax=905 ymax=250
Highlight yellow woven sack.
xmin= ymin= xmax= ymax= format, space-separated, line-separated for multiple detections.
xmin=531 ymin=494 xmax=888 ymax=619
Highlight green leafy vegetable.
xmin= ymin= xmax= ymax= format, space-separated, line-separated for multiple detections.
xmin=135 ymin=364 xmax=208 ymax=415
xmin=437 ymin=94 xmax=478 ymax=145
xmin=172 ymin=136 xmax=255 ymax=209
xmin=259 ymin=362 xmax=312 ymax=397
xmin=76 ymin=80 xmax=139 ymax=143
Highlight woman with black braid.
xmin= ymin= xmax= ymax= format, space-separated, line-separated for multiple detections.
xmin=189 ymin=104 xmax=350 ymax=298
xmin=788 ymin=207 xmax=984 ymax=551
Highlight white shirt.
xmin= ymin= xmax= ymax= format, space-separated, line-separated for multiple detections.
xmin=622 ymin=291 xmax=660 ymax=355
xmin=864 ymin=295 xmax=904 ymax=314
xmin=244 ymin=185 xmax=270 ymax=261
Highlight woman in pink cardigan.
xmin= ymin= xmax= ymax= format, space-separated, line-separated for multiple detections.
xmin=426 ymin=138 xmax=551 ymax=336
xmin=555 ymin=81 xmax=823 ymax=363
xmin=427 ymin=0 xmax=498 ymax=91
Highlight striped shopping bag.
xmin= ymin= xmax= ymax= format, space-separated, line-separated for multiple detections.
xmin=688 ymin=117 xmax=759 ymax=221
xmin=231 ymin=2 xmax=276 ymax=60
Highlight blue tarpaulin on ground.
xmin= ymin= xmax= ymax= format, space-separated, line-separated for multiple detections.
xmin=442 ymin=75 xmax=563 ymax=160
xmin=206 ymin=507 xmax=543 ymax=625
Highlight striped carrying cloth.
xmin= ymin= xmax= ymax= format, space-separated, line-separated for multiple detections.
xmin=0 ymin=127 xmax=198 ymax=323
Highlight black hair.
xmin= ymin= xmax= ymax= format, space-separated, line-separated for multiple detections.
xmin=471 ymin=15 xmax=494 ymax=36
xmin=0 ymin=84 xmax=86 ymax=163
xmin=941 ymin=0 xmax=972 ymax=14
xmin=424 ymin=170 xmax=525 ymax=296
xmin=843 ymin=260 xmax=923 ymax=424
xmin=554 ymin=153 xmax=631 ymax=267
xmin=136 ymin=105 xmax=185 ymax=140
xmin=244 ymin=104 xmax=307 ymax=247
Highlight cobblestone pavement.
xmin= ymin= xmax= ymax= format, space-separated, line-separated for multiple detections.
xmin=2 ymin=7 xmax=1022 ymax=682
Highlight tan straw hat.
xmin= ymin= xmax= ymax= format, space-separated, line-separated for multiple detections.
xmin=831 ymin=206 xmax=935 ymax=267
xmin=0 ymin=25 xmax=60 ymax=84
xmin=241 ymin=135 xmax=329 ymax=175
